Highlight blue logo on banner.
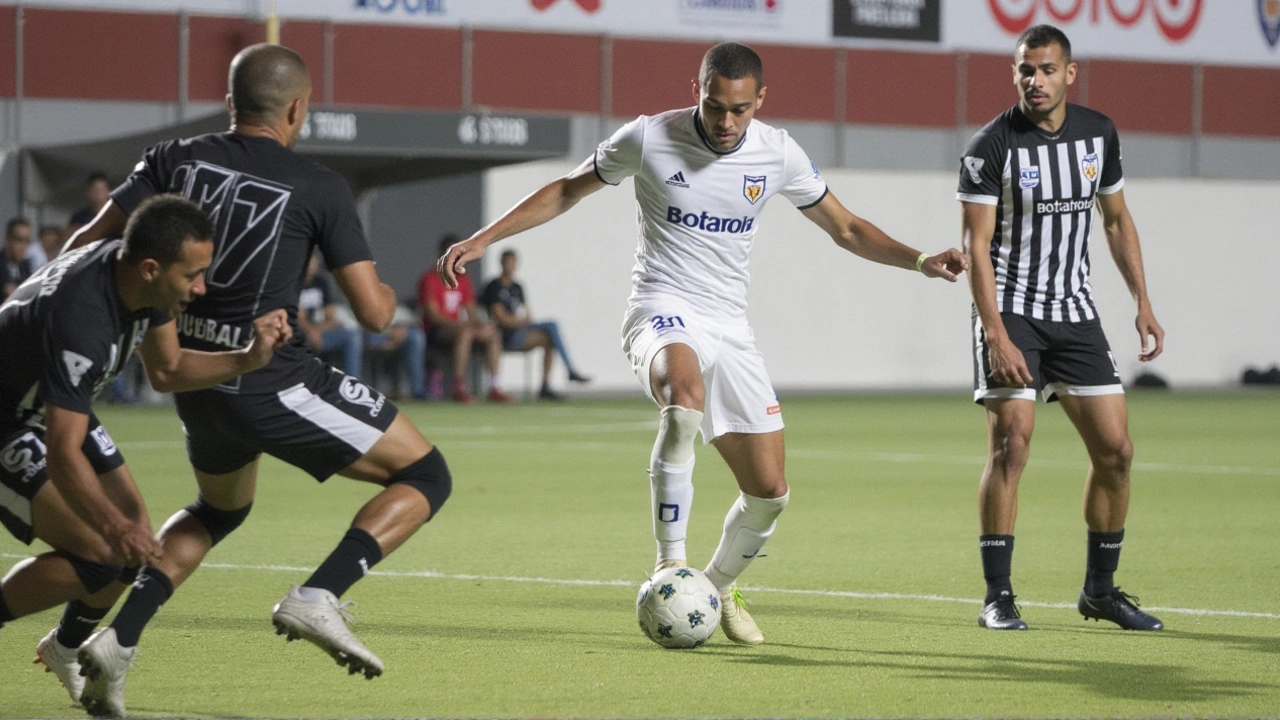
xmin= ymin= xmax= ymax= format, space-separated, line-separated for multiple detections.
xmin=354 ymin=0 xmax=446 ymax=15
xmin=1019 ymin=166 xmax=1040 ymax=189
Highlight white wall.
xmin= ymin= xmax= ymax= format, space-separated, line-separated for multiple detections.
xmin=485 ymin=160 xmax=1280 ymax=393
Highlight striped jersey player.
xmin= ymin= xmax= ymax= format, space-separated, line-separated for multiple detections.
xmin=958 ymin=24 xmax=1165 ymax=634
xmin=440 ymin=42 xmax=967 ymax=646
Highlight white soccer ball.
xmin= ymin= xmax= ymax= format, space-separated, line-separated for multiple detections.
xmin=636 ymin=566 xmax=721 ymax=648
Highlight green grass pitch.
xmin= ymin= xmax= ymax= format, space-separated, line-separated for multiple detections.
xmin=2 ymin=392 xmax=1277 ymax=718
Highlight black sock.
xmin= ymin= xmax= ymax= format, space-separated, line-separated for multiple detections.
xmin=110 ymin=567 xmax=174 ymax=648
xmin=980 ymin=534 xmax=1015 ymax=604
xmin=1085 ymin=529 xmax=1124 ymax=597
xmin=56 ymin=599 xmax=110 ymax=648
xmin=0 ymin=588 xmax=14 ymax=626
xmin=304 ymin=528 xmax=383 ymax=598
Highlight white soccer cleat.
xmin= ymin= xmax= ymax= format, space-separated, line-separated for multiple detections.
xmin=77 ymin=628 xmax=134 ymax=718
xmin=719 ymin=587 xmax=764 ymax=645
xmin=35 ymin=628 xmax=85 ymax=703
xmin=272 ymin=585 xmax=384 ymax=679
xmin=654 ymin=558 xmax=688 ymax=572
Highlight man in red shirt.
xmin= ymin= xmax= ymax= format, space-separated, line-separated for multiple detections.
xmin=419 ymin=235 xmax=511 ymax=403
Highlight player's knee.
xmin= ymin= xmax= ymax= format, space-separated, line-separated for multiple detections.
xmin=1096 ymin=438 xmax=1134 ymax=478
xmin=654 ymin=405 xmax=703 ymax=465
xmin=55 ymin=551 xmax=124 ymax=594
xmin=992 ymin=428 xmax=1032 ymax=471
xmin=389 ymin=447 xmax=452 ymax=519
xmin=184 ymin=496 xmax=252 ymax=547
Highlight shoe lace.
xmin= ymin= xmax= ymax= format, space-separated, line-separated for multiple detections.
xmin=728 ymin=586 xmax=748 ymax=609
xmin=1113 ymin=588 xmax=1141 ymax=608
xmin=997 ymin=594 xmax=1023 ymax=619
xmin=327 ymin=596 xmax=358 ymax=625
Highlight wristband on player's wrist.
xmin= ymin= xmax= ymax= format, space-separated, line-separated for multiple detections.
xmin=915 ymin=252 xmax=929 ymax=273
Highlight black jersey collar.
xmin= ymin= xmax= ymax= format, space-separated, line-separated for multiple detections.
xmin=693 ymin=109 xmax=748 ymax=155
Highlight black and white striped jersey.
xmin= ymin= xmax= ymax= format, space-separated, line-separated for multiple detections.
xmin=957 ymin=104 xmax=1124 ymax=322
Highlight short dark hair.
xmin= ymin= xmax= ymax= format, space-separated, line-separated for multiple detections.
xmin=229 ymin=44 xmax=311 ymax=126
xmin=699 ymin=42 xmax=763 ymax=91
xmin=5 ymin=217 xmax=30 ymax=239
xmin=121 ymin=195 xmax=214 ymax=267
xmin=438 ymin=234 xmax=459 ymax=258
xmin=500 ymin=249 xmax=517 ymax=262
xmin=1017 ymin=24 xmax=1072 ymax=64
xmin=86 ymin=171 xmax=110 ymax=187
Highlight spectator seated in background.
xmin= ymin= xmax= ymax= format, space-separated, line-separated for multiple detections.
xmin=419 ymin=235 xmax=512 ymax=404
xmin=363 ymin=303 xmax=429 ymax=400
xmin=1 ymin=218 xmax=35 ymax=300
xmin=482 ymin=249 xmax=591 ymax=401
xmin=36 ymin=225 xmax=63 ymax=268
xmin=298 ymin=252 xmax=363 ymax=374
xmin=67 ymin=171 xmax=112 ymax=234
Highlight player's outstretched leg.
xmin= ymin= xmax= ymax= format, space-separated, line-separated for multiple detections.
xmin=273 ymin=413 xmax=450 ymax=678
xmin=649 ymin=405 xmax=702 ymax=572
xmin=704 ymin=431 xmax=788 ymax=645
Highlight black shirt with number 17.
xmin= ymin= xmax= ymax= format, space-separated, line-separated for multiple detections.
xmin=957 ymin=103 xmax=1124 ymax=323
xmin=111 ymin=132 xmax=374 ymax=394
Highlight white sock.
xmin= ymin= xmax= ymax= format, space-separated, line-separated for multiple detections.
xmin=649 ymin=406 xmax=703 ymax=564
xmin=705 ymin=491 xmax=789 ymax=593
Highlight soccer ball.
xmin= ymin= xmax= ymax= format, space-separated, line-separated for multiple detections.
xmin=636 ymin=566 xmax=721 ymax=648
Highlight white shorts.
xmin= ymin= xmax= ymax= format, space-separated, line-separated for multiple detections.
xmin=621 ymin=296 xmax=783 ymax=444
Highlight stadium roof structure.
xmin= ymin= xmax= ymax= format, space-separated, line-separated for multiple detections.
xmin=21 ymin=107 xmax=573 ymax=206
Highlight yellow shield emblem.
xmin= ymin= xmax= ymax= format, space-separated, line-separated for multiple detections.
xmin=743 ymin=175 xmax=766 ymax=205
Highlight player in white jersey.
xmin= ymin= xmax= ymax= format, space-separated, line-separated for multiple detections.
xmin=439 ymin=42 xmax=968 ymax=645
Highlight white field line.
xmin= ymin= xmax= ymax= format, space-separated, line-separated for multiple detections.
xmin=116 ymin=434 xmax=1280 ymax=479
xmin=9 ymin=553 xmax=1267 ymax=622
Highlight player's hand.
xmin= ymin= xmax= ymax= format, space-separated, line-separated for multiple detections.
xmin=107 ymin=521 xmax=163 ymax=567
xmin=1136 ymin=307 xmax=1164 ymax=362
xmin=436 ymin=238 xmax=487 ymax=290
xmin=987 ymin=335 xmax=1034 ymax=389
xmin=921 ymin=248 xmax=969 ymax=282
xmin=247 ymin=309 xmax=292 ymax=368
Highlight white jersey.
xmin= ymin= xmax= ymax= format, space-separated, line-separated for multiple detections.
xmin=595 ymin=107 xmax=828 ymax=320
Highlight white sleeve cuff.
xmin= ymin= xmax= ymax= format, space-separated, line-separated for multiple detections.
xmin=1098 ymin=178 xmax=1125 ymax=195
xmin=957 ymin=193 xmax=999 ymax=205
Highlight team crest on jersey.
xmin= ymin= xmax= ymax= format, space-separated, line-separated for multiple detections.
xmin=1081 ymin=153 xmax=1100 ymax=183
xmin=1260 ymin=0 xmax=1280 ymax=47
xmin=742 ymin=175 xmax=766 ymax=205
xmin=1019 ymin=166 xmax=1040 ymax=189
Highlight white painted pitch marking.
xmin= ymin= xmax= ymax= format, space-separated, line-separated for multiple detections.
xmin=1 ymin=553 xmax=1275 ymax=619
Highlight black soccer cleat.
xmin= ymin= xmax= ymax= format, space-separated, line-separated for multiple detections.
xmin=1078 ymin=587 xmax=1164 ymax=631
xmin=978 ymin=594 xmax=1027 ymax=630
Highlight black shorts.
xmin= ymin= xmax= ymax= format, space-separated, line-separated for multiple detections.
xmin=0 ymin=413 xmax=126 ymax=544
xmin=175 ymin=359 xmax=399 ymax=481
xmin=972 ymin=311 xmax=1123 ymax=404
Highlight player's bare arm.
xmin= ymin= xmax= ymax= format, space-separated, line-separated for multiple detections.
xmin=43 ymin=403 xmax=161 ymax=566
xmin=62 ymin=200 xmax=129 ymax=254
xmin=437 ymin=156 xmax=608 ymax=288
xmin=1097 ymin=190 xmax=1164 ymax=361
xmin=962 ymin=201 xmax=1033 ymax=388
xmin=331 ymin=260 xmax=397 ymax=332
xmin=137 ymin=309 xmax=293 ymax=393
xmin=801 ymin=192 xmax=969 ymax=280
